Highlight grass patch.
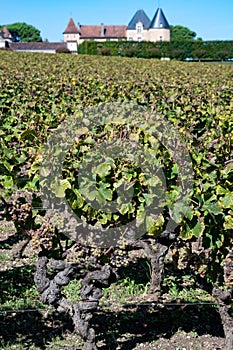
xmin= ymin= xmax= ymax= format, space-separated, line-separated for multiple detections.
xmin=0 ymin=252 xmax=13 ymax=262
xmin=0 ymin=223 xmax=16 ymax=233
xmin=0 ymin=340 xmax=30 ymax=350
xmin=61 ymin=275 xmax=150 ymax=307
xmin=0 ymin=285 xmax=44 ymax=311
xmin=101 ymin=277 xmax=150 ymax=306
xmin=45 ymin=332 xmax=82 ymax=349
xmin=162 ymin=274 xmax=215 ymax=303
xmin=0 ymin=265 xmax=45 ymax=311
xmin=62 ymin=279 xmax=81 ymax=303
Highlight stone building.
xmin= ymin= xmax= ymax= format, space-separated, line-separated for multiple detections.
xmin=127 ymin=8 xmax=170 ymax=42
xmin=63 ymin=7 xmax=170 ymax=52
xmin=63 ymin=18 xmax=127 ymax=51
xmin=1 ymin=6 xmax=170 ymax=54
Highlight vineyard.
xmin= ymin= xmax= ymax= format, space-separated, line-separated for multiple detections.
xmin=0 ymin=51 xmax=232 ymax=350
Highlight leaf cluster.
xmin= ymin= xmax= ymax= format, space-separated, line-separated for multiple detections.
xmin=0 ymin=51 xmax=232 ymax=286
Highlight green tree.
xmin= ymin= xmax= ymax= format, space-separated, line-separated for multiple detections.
xmin=170 ymin=25 xmax=197 ymax=41
xmin=2 ymin=22 xmax=42 ymax=42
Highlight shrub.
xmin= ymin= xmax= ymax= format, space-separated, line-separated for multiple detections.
xmin=99 ymin=48 xmax=112 ymax=56
xmin=146 ymin=47 xmax=161 ymax=59
xmin=123 ymin=47 xmax=138 ymax=57
xmin=56 ymin=47 xmax=71 ymax=54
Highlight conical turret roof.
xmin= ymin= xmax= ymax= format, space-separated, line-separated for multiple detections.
xmin=64 ymin=18 xmax=80 ymax=34
xmin=2 ymin=26 xmax=12 ymax=39
xmin=127 ymin=9 xmax=151 ymax=30
xmin=150 ymin=8 xmax=170 ymax=29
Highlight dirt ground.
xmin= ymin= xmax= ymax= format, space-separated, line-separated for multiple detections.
xmin=0 ymin=221 xmax=226 ymax=350
xmin=0 ymin=306 xmax=225 ymax=350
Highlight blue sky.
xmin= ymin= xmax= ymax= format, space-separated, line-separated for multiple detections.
xmin=1 ymin=0 xmax=233 ymax=42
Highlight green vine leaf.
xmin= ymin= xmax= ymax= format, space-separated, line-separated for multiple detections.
xmin=53 ymin=179 xmax=71 ymax=198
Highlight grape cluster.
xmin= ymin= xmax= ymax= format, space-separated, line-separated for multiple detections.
xmin=32 ymin=223 xmax=55 ymax=251
xmin=110 ymin=248 xmax=129 ymax=268
xmin=8 ymin=199 xmax=32 ymax=228
xmin=91 ymin=247 xmax=102 ymax=258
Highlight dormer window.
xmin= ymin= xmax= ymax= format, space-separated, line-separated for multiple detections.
xmin=136 ymin=22 xmax=143 ymax=34
xmin=160 ymin=23 xmax=163 ymax=28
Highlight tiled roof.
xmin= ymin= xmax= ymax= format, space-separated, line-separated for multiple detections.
xmin=80 ymin=25 xmax=127 ymax=38
xmin=150 ymin=8 xmax=170 ymax=29
xmin=10 ymin=42 xmax=67 ymax=51
xmin=64 ymin=18 xmax=80 ymax=34
xmin=127 ymin=9 xmax=151 ymax=30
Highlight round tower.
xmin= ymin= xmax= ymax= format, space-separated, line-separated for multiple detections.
xmin=149 ymin=8 xmax=170 ymax=42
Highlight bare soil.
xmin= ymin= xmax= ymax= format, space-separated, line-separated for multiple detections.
xmin=0 ymin=220 xmax=225 ymax=350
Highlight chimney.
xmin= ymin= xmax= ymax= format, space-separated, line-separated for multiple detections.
xmin=100 ymin=23 xmax=105 ymax=37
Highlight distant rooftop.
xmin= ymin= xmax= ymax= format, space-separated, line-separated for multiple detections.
xmin=79 ymin=25 xmax=127 ymax=39
xmin=63 ymin=18 xmax=80 ymax=34
xmin=10 ymin=42 xmax=67 ymax=51
xmin=127 ymin=9 xmax=151 ymax=30
xmin=150 ymin=8 xmax=170 ymax=29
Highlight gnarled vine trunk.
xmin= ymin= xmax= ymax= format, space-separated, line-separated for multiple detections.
xmin=213 ymin=288 xmax=233 ymax=350
xmin=34 ymin=253 xmax=117 ymax=350
xmin=134 ymin=239 xmax=168 ymax=299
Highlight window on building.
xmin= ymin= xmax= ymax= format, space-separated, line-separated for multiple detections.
xmin=136 ymin=22 xmax=143 ymax=34
xmin=160 ymin=36 xmax=163 ymax=41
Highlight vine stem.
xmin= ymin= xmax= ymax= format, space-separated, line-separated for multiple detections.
xmin=34 ymin=253 xmax=117 ymax=350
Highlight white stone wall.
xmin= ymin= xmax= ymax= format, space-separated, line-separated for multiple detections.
xmin=126 ymin=28 xmax=170 ymax=42
xmin=64 ymin=33 xmax=80 ymax=44
xmin=127 ymin=29 xmax=149 ymax=41
xmin=13 ymin=49 xmax=57 ymax=53
xmin=0 ymin=39 xmax=6 ymax=48
xmin=143 ymin=30 xmax=150 ymax=41
xmin=67 ymin=41 xmax=78 ymax=53
xmin=78 ymin=38 xmax=125 ymax=44
xmin=149 ymin=28 xmax=170 ymax=42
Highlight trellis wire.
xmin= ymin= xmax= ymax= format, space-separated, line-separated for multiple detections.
xmin=0 ymin=301 xmax=218 ymax=315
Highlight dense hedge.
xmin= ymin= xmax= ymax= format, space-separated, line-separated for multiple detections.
xmin=78 ymin=39 xmax=233 ymax=61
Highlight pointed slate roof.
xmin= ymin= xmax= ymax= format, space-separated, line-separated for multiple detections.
xmin=127 ymin=9 xmax=151 ymax=30
xmin=63 ymin=18 xmax=80 ymax=34
xmin=2 ymin=26 xmax=12 ymax=39
xmin=150 ymin=8 xmax=170 ymax=29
